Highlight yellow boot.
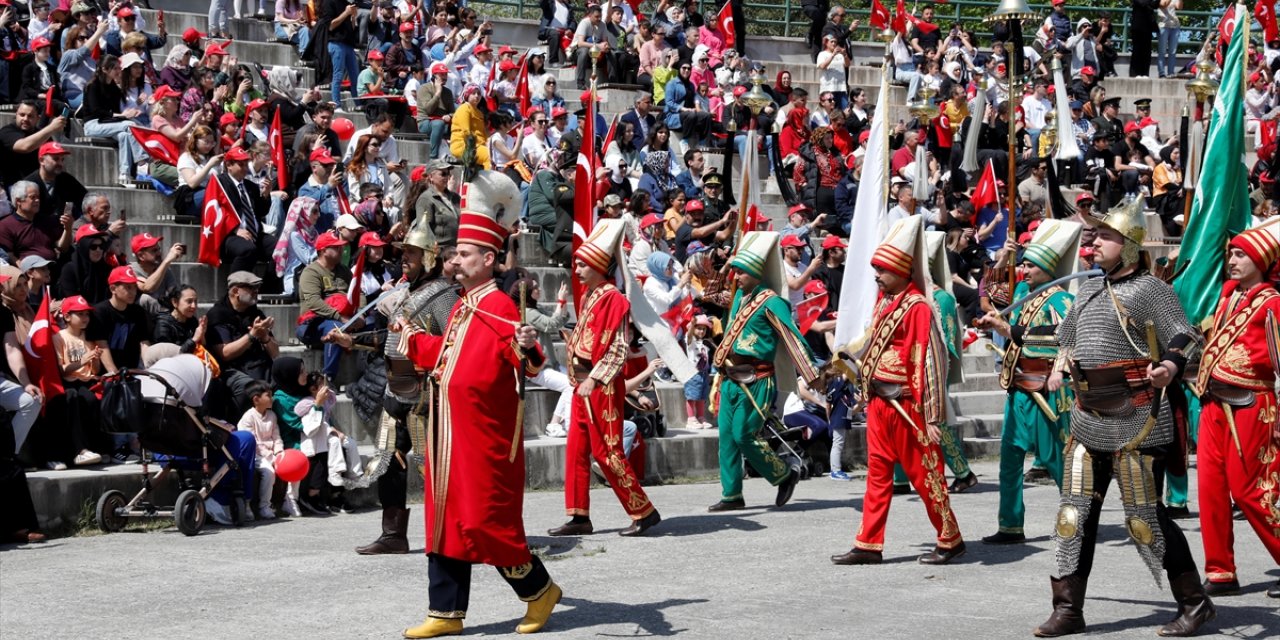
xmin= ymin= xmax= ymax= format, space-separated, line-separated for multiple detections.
xmin=403 ymin=617 xmax=463 ymax=638
xmin=515 ymin=582 xmax=562 ymax=634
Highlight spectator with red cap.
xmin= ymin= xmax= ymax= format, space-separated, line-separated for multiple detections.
xmin=1113 ymin=119 xmax=1155 ymax=197
xmin=57 ymin=225 xmax=111 ymax=303
xmin=18 ymin=36 xmax=59 ymax=103
xmin=415 ymin=62 xmax=456 ymax=158
xmin=297 ymin=147 xmax=344 ymax=229
xmin=357 ymin=230 xmax=399 ymax=302
xmin=672 ymin=197 xmax=734 ymax=263
xmin=103 ymin=4 xmax=166 ymax=61
xmin=629 ymin=211 xmax=665 ymax=275
xmin=781 ymin=233 xmax=819 ymax=307
xmin=813 ymin=234 xmax=847 ymax=315
xmin=0 ymin=180 xmax=72 ymax=264
xmin=297 ymin=231 xmax=357 ymax=382
xmin=23 ymin=140 xmax=87 ymax=221
xmin=50 ymin=293 xmax=108 ymax=469
xmin=215 ymin=145 xmax=276 ymax=276
xmin=181 ymin=27 xmax=207 ymax=58
xmin=780 ymin=203 xmax=826 ymax=263
xmin=385 ymin=21 xmax=422 ymax=90
xmin=129 ymin=233 xmax=184 ymax=315
xmin=89 ymin=265 xmax=152 ymax=378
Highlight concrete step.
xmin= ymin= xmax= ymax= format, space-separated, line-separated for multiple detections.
xmin=951 ymin=389 xmax=1009 ymax=417
xmin=142 ymin=9 xmax=277 ymax=45
xmin=952 ymin=372 xmax=1002 ymax=394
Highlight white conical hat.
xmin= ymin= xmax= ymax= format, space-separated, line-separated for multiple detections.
xmin=574 ymin=219 xmax=627 ymax=274
xmin=1023 ymin=219 xmax=1083 ymax=283
xmin=456 ymin=169 xmax=523 ymax=252
xmin=872 ymin=216 xmax=929 ymax=295
xmin=924 ymin=230 xmax=952 ymax=296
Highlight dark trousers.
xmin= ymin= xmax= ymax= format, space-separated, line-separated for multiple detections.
xmin=1129 ymin=33 xmax=1153 ymax=77
xmin=42 ymin=381 xmax=107 ymax=463
xmin=804 ymin=10 xmax=826 ymax=60
xmin=378 ymin=394 xmax=414 ymax=509
xmin=608 ymin=51 xmax=639 ymax=85
xmin=302 ymin=450 xmax=331 ymax=505
xmin=954 ymin=282 xmax=982 ymax=325
xmin=575 ymin=46 xmax=606 ymax=89
xmin=1069 ymin=446 xmax=1198 ymax=583
xmin=428 ymin=553 xmax=552 ymax=618
xmin=221 ymin=231 xmax=279 ymax=275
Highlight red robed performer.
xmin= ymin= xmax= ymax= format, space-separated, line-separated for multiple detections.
xmin=400 ymin=171 xmax=561 ymax=639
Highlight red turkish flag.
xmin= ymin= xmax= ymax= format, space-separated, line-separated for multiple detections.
xmin=601 ymin=113 xmax=621 ymax=156
xmin=45 ymin=88 xmax=56 ymax=118
xmin=716 ymin=0 xmax=736 ymax=48
xmin=660 ymin=294 xmax=695 ymax=337
xmin=1258 ymin=2 xmax=1279 ymax=45
xmin=870 ymin=0 xmax=891 ymax=30
xmin=198 ymin=178 xmax=242 ymax=267
xmin=514 ymin=53 xmax=531 ymax=117
xmin=891 ymin=0 xmax=909 ymax=35
xmin=270 ymin=108 xmax=288 ymax=190
xmin=25 ymin=289 xmax=64 ymax=408
xmin=625 ymin=0 xmax=644 ymax=20
xmin=336 ymin=186 xmax=353 ymax=217
xmin=340 ymin=248 xmax=366 ymax=318
xmin=571 ymin=89 xmax=598 ymax=310
xmin=796 ymin=292 xmax=829 ymax=335
xmin=1218 ymin=5 xmax=1238 ymax=44
xmin=130 ymin=126 xmax=182 ymax=165
xmin=907 ymin=13 xmax=939 ymax=34
xmin=970 ymin=159 xmax=999 ymax=215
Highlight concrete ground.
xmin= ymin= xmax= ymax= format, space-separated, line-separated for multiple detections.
xmin=2 ymin=459 xmax=1277 ymax=640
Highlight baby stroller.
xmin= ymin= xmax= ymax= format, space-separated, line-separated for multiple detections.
xmin=95 ymin=355 xmax=243 ymax=536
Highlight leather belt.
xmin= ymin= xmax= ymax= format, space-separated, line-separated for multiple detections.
xmin=1069 ymin=361 xmax=1154 ymax=416
xmin=719 ymin=362 xmax=775 ymax=383
xmin=1013 ymin=357 xmax=1051 ymax=393
xmin=1205 ymin=379 xmax=1256 ymax=408
xmin=869 ymin=380 xmax=913 ymax=401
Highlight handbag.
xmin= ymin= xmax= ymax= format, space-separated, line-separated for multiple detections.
xmin=100 ymin=372 xmax=144 ymax=434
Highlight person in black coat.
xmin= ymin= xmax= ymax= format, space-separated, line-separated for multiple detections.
xmin=1128 ymin=0 xmax=1158 ymax=78
xmin=216 ymin=147 xmax=278 ymax=280
xmin=802 ymin=0 xmax=829 ymax=60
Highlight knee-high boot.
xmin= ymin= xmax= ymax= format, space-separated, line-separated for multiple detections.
xmin=355 ymin=507 xmax=410 ymax=554
xmin=1034 ymin=575 xmax=1087 ymax=637
xmin=1157 ymin=571 xmax=1216 ymax=637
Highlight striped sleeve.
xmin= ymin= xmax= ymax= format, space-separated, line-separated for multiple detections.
xmin=765 ymin=304 xmax=820 ymax=385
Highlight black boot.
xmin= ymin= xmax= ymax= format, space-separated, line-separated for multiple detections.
xmin=1157 ymin=571 xmax=1216 ymax=637
xmin=1034 ymin=575 xmax=1087 ymax=637
xmin=355 ymin=507 xmax=410 ymax=555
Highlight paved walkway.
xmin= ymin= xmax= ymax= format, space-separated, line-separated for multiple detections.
xmin=2 ymin=460 xmax=1277 ymax=639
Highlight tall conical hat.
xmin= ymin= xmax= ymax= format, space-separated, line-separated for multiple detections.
xmin=872 ymin=216 xmax=929 ymax=295
xmin=1023 ymin=218 xmax=1083 ymax=283
xmin=728 ymin=231 xmax=788 ymax=299
xmin=924 ymin=230 xmax=952 ymax=296
xmin=456 ymin=170 xmax=522 ymax=252
xmin=1228 ymin=217 xmax=1280 ymax=272
xmin=575 ymin=219 xmax=627 ymax=274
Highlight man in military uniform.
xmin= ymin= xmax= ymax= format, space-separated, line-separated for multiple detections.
xmin=976 ymin=220 xmax=1081 ymax=545
xmin=1090 ymin=96 xmax=1123 ymax=145
xmin=700 ymin=171 xmax=732 ymax=225
xmin=1036 ymin=198 xmax=1214 ymax=637
xmin=707 ymin=231 xmax=820 ymax=511
xmin=892 ymin=230 xmax=978 ymax=494
xmin=328 ymin=221 xmax=460 ymax=556
xmin=831 ymin=217 xmax=966 ymax=566
xmin=1195 ymin=223 xmax=1280 ymax=600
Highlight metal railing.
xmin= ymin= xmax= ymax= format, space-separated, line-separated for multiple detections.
xmin=467 ymin=0 xmax=1227 ymax=53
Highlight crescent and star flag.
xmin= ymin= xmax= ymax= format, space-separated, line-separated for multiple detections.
xmin=716 ymin=0 xmax=736 ymax=48
xmin=870 ymin=0 xmax=891 ymax=31
xmin=891 ymin=0 xmax=909 ymax=35
xmin=796 ymin=292 xmax=829 ymax=335
xmin=970 ymin=159 xmax=1000 ymax=214
xmin=1218 ymin=5 xmax=1238 ymax=44
xmin=340 ymin=248 xmax=367 ymax=318
xmin=130 ymin=126 xmax=182 ymax=165
xmin=660 ymin=294 xmax=694 ymax=338
xmin=26 ymin=289 xmax=64 ymax=406
xmin=1174 ymin=4 xmax=1252 ymax=328
xmin=571 ymin=85 xmax=598 ymax=309
xmin=515 ymin=53 xmax=531 ymax=116
xmin=198 ymin=178 xmax=242 ymax=267
xmin=1257 ymin=1 xmax=1278 ymax=46
xmin=270 ymin=108 xmax=288 ymax=190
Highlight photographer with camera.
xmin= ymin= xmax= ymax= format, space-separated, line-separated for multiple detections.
xmin=1065 ymin=17 xmax=1100 ymax=79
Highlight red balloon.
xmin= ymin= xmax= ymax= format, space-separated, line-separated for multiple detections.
xmin=275 ymin=449 xmax=310 ymax=483
xmin=331 ymin=117 xmax=356 ymax=141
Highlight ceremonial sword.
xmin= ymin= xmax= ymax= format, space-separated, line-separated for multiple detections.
xmin=337 ymin=281 xmax=411 ymax=332
xmin=998 ymin=269 xmax=1104 ymax=319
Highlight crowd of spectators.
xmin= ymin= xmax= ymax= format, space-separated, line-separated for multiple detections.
xmin=0 ymin=0 xmax=1264 ymax=543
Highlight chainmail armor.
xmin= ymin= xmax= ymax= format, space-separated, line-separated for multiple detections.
xmin=1055 ymin=273 xmax=1202 ymax=451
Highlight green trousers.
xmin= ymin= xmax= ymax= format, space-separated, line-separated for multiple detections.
xmin=891 ymin=423 xmax=971 ymax=486
xmin=1164 ymin=387 xmax=1201 ymax=509
xmin=717 ymin=377 xmax=790 ymax=501
xmin=995 ymin=389 xmax=1068 ymax=533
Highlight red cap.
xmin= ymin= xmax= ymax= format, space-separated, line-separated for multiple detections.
xmin=224 ymin=146 xmax=251 ymax=162
xmin=204 ymin=42 xmax=228 ymax=57
xmin=845 ymin=154 xmax=858 ymax=171
xmin=429 ymin=62 xmax=449 ymax=75
xmin=399 ymin=21 xmax=416 ymax=33
xmin=579 ymin=89 xmax=600 ymax=103
xmin=1075 ymin=192 xmax=1095 ymax=204
xmin=1123 ymin=121 xmax=1142 ymax=134
xmin=498 ymin=45 xmax=517 ymax=56
xmin=315 ymin=231 xmax=345 ymax=251
xmin=246 ymin=98 xmax=268 ymax=112
xmin=787 ymin=203 xmax=811 ymax=217
xmin=733 ymin=85 xmax=747 ymax=98
xmin=1051 ymin=0 xmax=1065 ymax=5
xmin=821 ymin=235 xmax=847 ymax=250
xmin=130 ymin=232 xmax=163 ymax=254
xmin=309 ymin=148 xmax=336 ymax=165
xmin=803 ymin=279 xmax=827 ymax=296
xmin=38 ymin=141 xmax=69 ymax=158
xmin=779 ymin=235 xmax=805 ymax=248
xmin=1028 ymin=219 xmax=1042 ymax=233
xmin=1080 ymin=66 xmax=1096 ymax=76
xmin=31 ymin=36 xmax=52 ymax=50
xmin=1138 ymin=116 xmax=1159 ymax=128
xmin=108 ymin=265 xmax=139 ymax=285
xmin=182 ymin=27 xmax=205 ymax=42
xmin=116 ymin=6 xmax=135 ymax=17
xmin=499 ymin=60 xmax=517 ymax=72
xmin=684 ymin=199 xmax=704 ymax=213
xmin=359 ymin=231 xmax=387 ymax=248
xmin=551 ymin=107 xmax=568 ymax=119
xmin=61 ymin=295 xmax=93 ymax=314
xmin=639 ymin=213 xmax=663 ymax=229
xmin=367 ymin=49 xmax=384 ymax=61
xmin=858 ymin=130 xmax=871 ymax=145
xmin=410 ymin=165 xmax=427 ymax=182
xmin=1018 ymin=231 xmax=1035 ymax=244
xmin=75 ymin=225 xmax=107 ymax=243
xmin=474 ymin=44 xmax=491 ymax=54
xmin=455 ymin=211 xmax=510 ymax=251
xmin=151 ymin=85 xmax=182 ymax=102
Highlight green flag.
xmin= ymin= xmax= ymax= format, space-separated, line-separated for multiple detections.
xmin=1173 ymin=6 xmax=1251 ymax=328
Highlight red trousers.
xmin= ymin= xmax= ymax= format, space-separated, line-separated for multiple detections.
xmin=855 ymin=396 xmax=963 ymax=552
xmin=564 ymin=378 xmax=655 ymax=520
xmin=1197 ymin=394 xmax=1280 ymax=583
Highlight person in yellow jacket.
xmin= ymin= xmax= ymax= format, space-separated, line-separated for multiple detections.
xmin=449 ymin=84 xmax=491 ymax=169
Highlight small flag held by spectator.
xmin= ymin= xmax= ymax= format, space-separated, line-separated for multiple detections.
xmin=25 ymin=288 xmax=65 ymax=407
xmin=716 ymin=0 xmax=736 ymax=49
xmin=970 ymin=159 xmax=999 ymax=216
xmin=130 ymin=127 xmax=182 ymax=165
xmin=870 ymin=0 xmax=891 ymax=30
xmin=796 ymin=292 xmax=829 ymax=335
xmin=271 ymin=109 xmax=288 ymax=190
xmin=198 ymin=178 xmax=242 ymax=267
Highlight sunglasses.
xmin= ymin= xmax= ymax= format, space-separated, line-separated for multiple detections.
xmin=88 ymin=243 xmax=105 ymax=250
xmin=547 ymin=80 xmax=557 ymax=85
xmin=534 ymin=119 xmax=548 ymax=125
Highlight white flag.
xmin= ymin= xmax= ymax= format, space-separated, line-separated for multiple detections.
xmin=834 ymin=66 xmax=892 ymax=350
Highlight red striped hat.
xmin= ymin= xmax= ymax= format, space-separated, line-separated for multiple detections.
xmin=1230 ymin=224 xmax=1280 ymax=272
